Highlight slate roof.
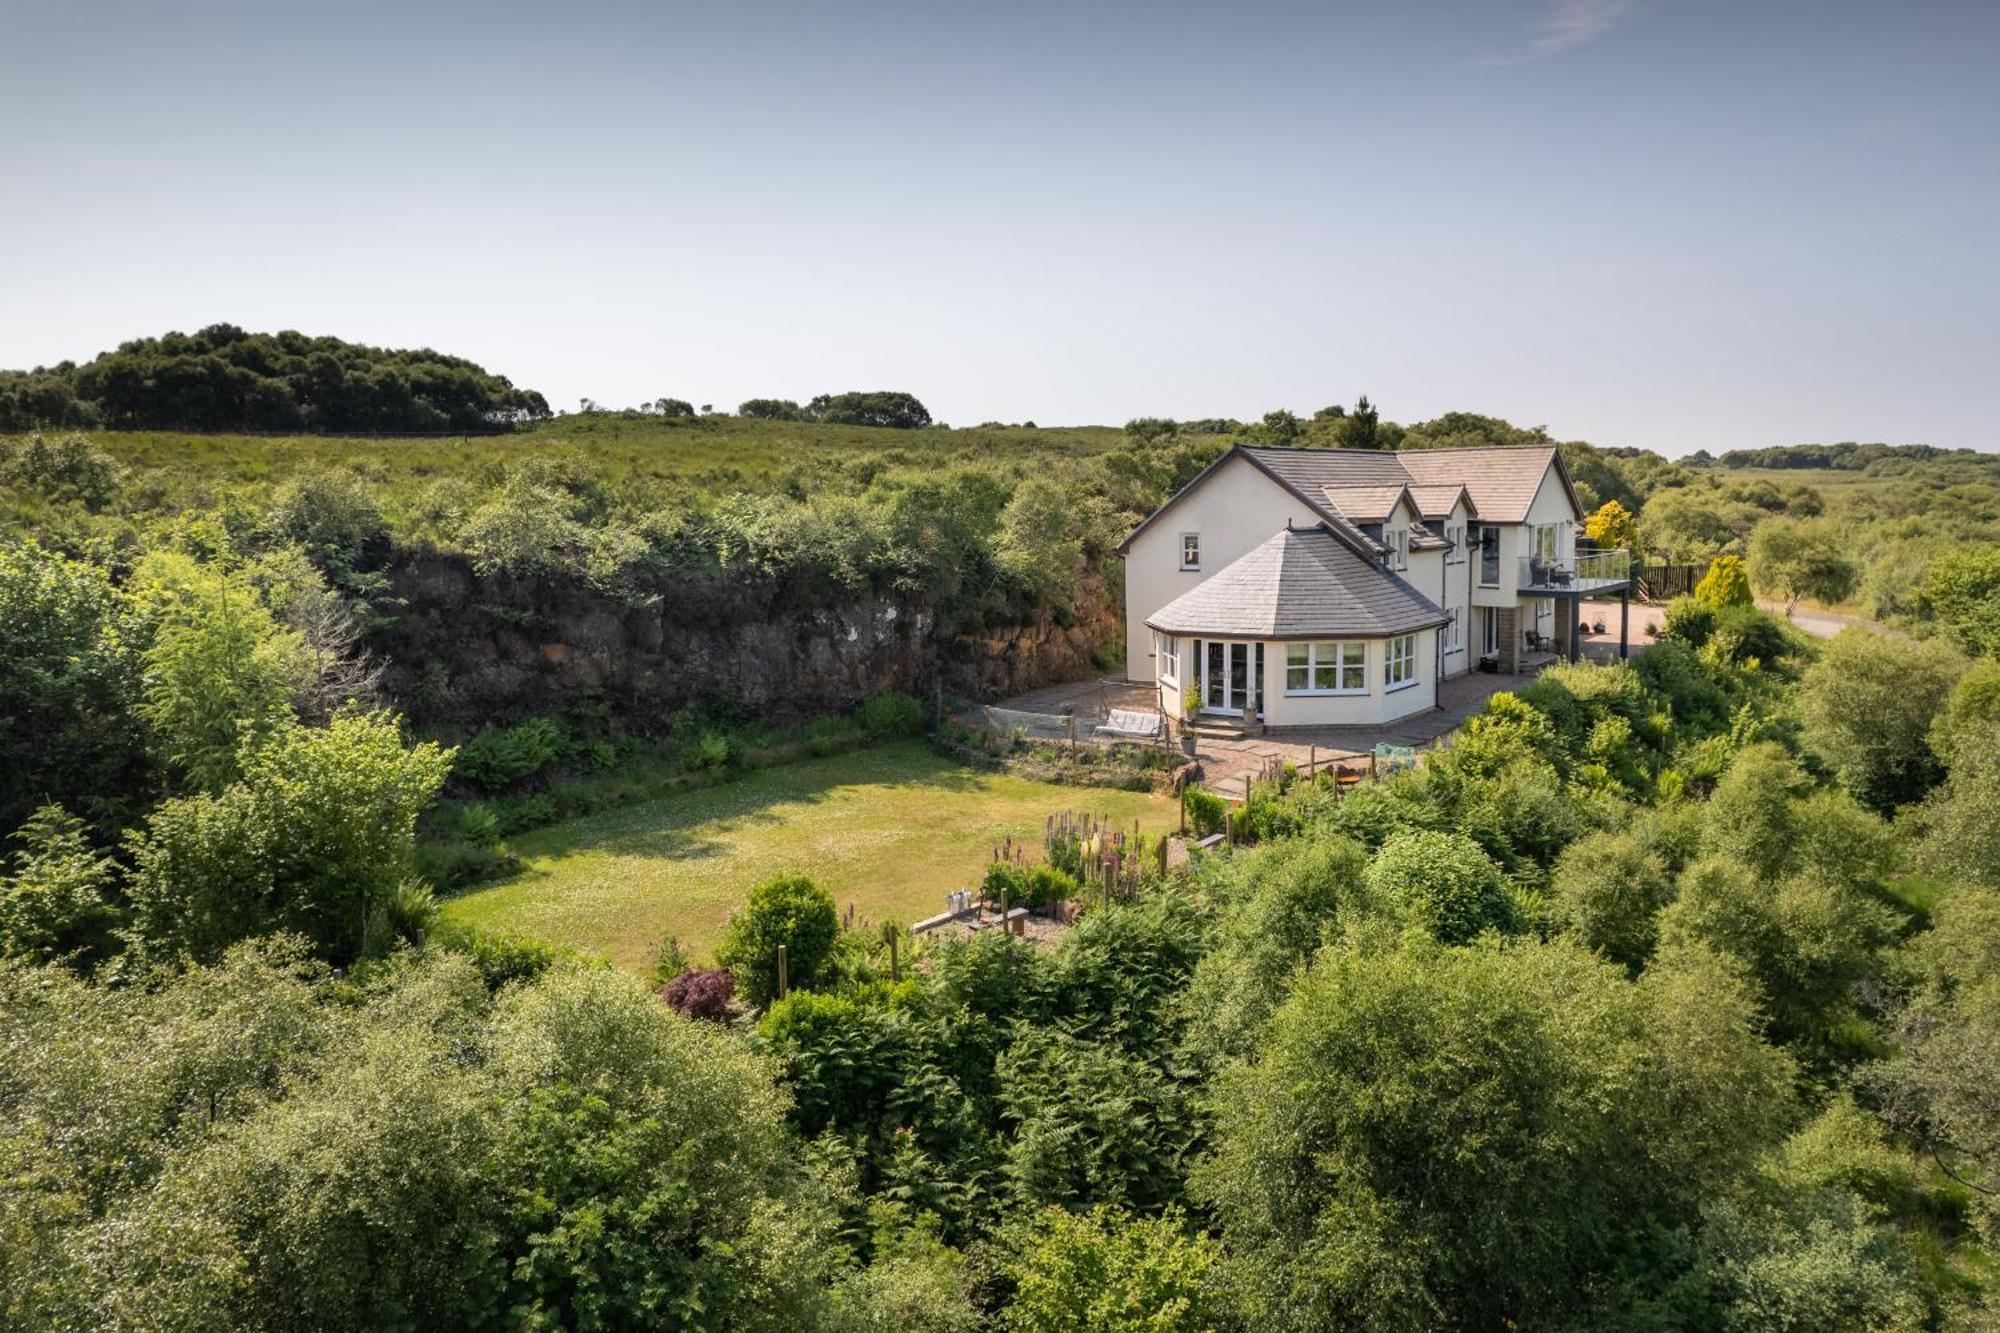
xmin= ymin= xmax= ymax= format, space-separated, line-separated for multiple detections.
xmin=1146 ymin=527 xmax=1450 ymax=639
xmin=1115 ymin=443 xmax=1573 ymax=556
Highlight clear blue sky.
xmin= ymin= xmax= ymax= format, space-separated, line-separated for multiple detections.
xmin=4 ymin=0 xmax=1995 ymax=454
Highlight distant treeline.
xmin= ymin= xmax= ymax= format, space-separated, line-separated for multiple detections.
xmin=1711 ymin=442 xmax=1993 ymax=472
xmin=0 ymin=325 xmax=551 ymax=434
xmin=737 ymin=390 xmax=932 ymax=429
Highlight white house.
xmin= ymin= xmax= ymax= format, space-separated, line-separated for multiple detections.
xmin=1117 ymin=444 xmax=1630 ymax=730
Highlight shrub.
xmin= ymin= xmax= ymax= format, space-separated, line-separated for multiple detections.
xmin=682 ymin=728 xmax=735 ymax=771
xmin=1002 ymin=1205 xmax=1232 ymax=1333
xmin=454 ymin=717 xmax=565 ymax=791
xmin=1550 ymin=832 xmax=1673 ymax=973
xmin=805 ymin=715 xmax=860 ymax=756
xmin=1707 ymin=604 xmax=1795 ymax=667
xmin=433 ymin=922 xmax=559 ymax=988
xmin=1694 ymin=555 xmax=1754 ymax=610
xmin=663 ymin=967 xmax=736 ymax=1021
xmin=1661 ymin=596 xmax=1716 ymax=648
xmin=716 ymin=875 xmax=841 ymax=1006
xmin=0 ymin=804 xmax=122 ymax=968
xmin=1363 ymin=829 xmax=1514 ymax=943
xmin=1184 ymin=786 xmax=1227 ymax=837
xmin=858 ymin=691 xmax=924 ymax=737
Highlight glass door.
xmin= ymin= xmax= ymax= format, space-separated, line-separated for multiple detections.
xmin=1202 ymin=641 xmax=1254 ymax=715
xmin=1228 ymin=643 xmax=1250 ymax=715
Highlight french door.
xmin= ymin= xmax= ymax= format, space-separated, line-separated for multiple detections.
xmin=1199 ymin=640 xmax=1258 ymax=716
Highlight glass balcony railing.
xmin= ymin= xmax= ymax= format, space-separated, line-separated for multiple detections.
xmin=1518 ymin=548 xmax=1632 ymax=593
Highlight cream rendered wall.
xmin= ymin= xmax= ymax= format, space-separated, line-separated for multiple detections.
xmin=1122 ymin=455 xmax=1322 ymax=682
xmin=1521 ymin=465 xmax=1582 ymax=643
xmin=1258 ymin=630 xmax=1438 ymax=728
xmin=1436 ymin=498 xmax=1473 ymax=678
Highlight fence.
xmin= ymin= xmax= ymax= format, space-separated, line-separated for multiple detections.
xmin=1636 ymin=562 xmax=1703 ymax=602
xmin=974 ymin=704 xmax=1172 ymax=751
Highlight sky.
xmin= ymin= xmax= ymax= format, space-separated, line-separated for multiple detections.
xmin=2 ymin=0 xmax=1996 ymax=455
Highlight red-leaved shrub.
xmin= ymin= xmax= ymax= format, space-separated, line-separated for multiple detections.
xmin=663 ymin=967 xmax=735 ymax=1021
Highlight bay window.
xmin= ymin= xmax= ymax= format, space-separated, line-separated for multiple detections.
xmin=1385 ymin=633 xmax=1417 ymax=690
xmin=1285 ymin=640 xmax=1366 ymax=695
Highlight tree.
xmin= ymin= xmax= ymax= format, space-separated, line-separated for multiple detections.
xmin=654 ymin=397 xmax=695 ymax=417
xmin=1196 ymin=936 xmax=1793 ymax=1329
xmin=1363 ymin=829 xmax=1514 ymax=943
xmin=739 ymin=397 xmax=804 ymax=420
xmin=716 ymin=874 xmax=840 ymax=1005
xmin=1800 ymin=628 xmax=1964 ymax=813
xmin=1584 ymin=498 xmax=1639 ymax=550
xmin=1748 ymin=518 xmax=1859 ymax=615
xmin=1914 ymin=546 xmax=2000 ymax=658
xmin=1694 ymin=554 xmax=1754 ymax=610
xmin=806 ymin=391 xmax=932 ymax=430
xmin=0 ymin=540 xmax=146 ymax=831
xmin=1549 ymin=831 xmax=1672 ymax=973
xmin=1342 ymin=394 xmax=1382 ymax=449
xmin=1002 ymin=1206 xmax=1232 ymax=1333
xmin=132 ymin=553 xmax=308 ymax=792
xmin=0 ymin=805 xmax=120 ymax=968
xmin=126 ymin=711 xmax=452 ymax=963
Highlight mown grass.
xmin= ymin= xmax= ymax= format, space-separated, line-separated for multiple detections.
xmin=438 ymin=739 xmax=1174 ymax=973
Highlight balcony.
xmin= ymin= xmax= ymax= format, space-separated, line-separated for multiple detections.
xmin=1518 ymin=548 xmax=1632 ymax=596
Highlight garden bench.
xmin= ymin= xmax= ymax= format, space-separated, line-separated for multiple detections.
xmin=1095 ymin=708 xmax=1166 ymax=742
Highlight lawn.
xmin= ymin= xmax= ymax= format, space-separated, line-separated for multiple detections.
xmin=439 ymin=740 xmax=1175 ymax=973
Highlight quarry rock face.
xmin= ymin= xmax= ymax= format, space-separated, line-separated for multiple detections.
xmin=375 ymin=553 xmax=1116 ymax=729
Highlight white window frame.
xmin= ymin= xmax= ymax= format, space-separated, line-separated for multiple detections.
xmin=1384 ymin=633 xmax=1418 ymax=691
xmin=1385 ymin=528 xmax=1407 ymax=571
xmin=1445 ymin=523 xmax=1465 ymax=566
xmin=1475 ymin=524 xmax=1501 ymax=587
xmin=1446 ymin=608 xmax=1462 ymax=652
xmin=1179 ymin=532 xmax=1200 ymax=571
xmin=1284 ymin=640 xmax=1367 ymax=696
xmin=1156 ymin=632 xmax=1180 ymax=687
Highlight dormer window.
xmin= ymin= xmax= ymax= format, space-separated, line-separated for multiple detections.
xmin=1180 ymin=532 xmax=1201 ymax=570
xmin=1386 ymin=529 xmax=1407 ymax=571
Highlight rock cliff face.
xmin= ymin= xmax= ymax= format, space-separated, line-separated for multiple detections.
xmin=372 ymin=554 xmax=1119 ymax=730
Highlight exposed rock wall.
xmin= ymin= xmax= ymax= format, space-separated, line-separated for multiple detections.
xmin=372 ymin=554 xmax=1119 ymax=730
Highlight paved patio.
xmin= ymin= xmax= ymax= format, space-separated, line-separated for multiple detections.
xmin=980 ymin=669 xmax=1558 ymax=798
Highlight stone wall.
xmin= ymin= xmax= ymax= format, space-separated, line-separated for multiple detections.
xmin=371 ymin=553 xmax=1119 ymax=731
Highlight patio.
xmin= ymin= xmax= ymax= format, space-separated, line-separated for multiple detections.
xmin=980 ymin=668 xmax=1555 ymax=798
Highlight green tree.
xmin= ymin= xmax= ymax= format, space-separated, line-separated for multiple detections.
xmin=1694 ymin=554 xmax=1755 ymax=610
xmin=1749 ymin=517 xmax=1859 ymax=615
xmin=717 ymin=874 xmax=841 ymax=1005
xmin=1003 ymin=1205 xmax=1234 ymax=1333
xmin=126 ymin=711 xmax=452 ymax=962
xmin=1800 ymin=628 xmax=1964 ymax=813
xmin=1549 ymin=831 xmax=1673 ymax=973
xmin=1363 ymin=829 xmax=1514 ymax=943
xmin=133 ymin=554 xmax=307 ymax=792
xmin=0 ymin=805 xmax=121 ymax=968
xmin=0 ymin=540 xmax=146 ymax=830
xmin=806 ymin=390 xmax=932 ymax=429
xmin=1196 ymin=936 xmax=1793 ymax=1330
xmin=1914 ymin=546 xmax=2000 ymax=658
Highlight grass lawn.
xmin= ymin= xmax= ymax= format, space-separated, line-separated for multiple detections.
xmin=439 ymin=740 xmax=1175 ymax=973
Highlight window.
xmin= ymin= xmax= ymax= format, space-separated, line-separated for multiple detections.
xmin=1285 ymin=641 xmax=1366 ymax=695
xmin=1385 ymin=633 xmax=1417 ymax=690
xmin=1475 ymin=524 xmax=1501 ymax=586
xmin=1179 ymin=532 xmax=1200 ymax=570
xmin=1445 ymin=523 xmax=1464 ymax=565
xmin=1155 ymin=632 xmax=1180 ymax=686
xmin=1385 ymin=528 xmax=1407 ymax=570
xmin=1446 ymin=609 xmax=1462 ymax=651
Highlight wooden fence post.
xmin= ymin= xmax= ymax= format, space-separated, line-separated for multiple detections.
xmin=776 ymin=944 xmax=789 ymax=1000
